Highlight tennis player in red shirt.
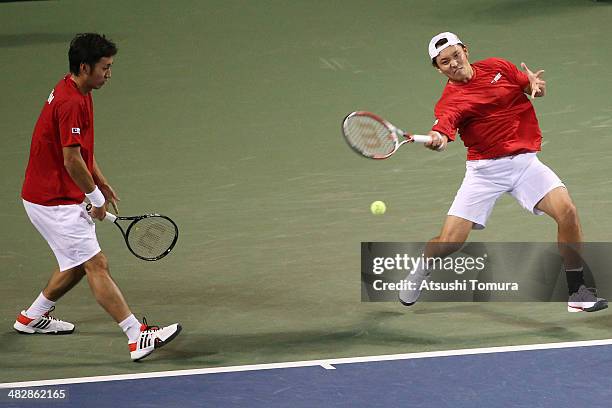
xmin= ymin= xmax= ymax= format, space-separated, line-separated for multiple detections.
xmin=399 ymin=32 xmax=607 ymax=312
xmin=15 ymin=33 xmax=181 ymax=361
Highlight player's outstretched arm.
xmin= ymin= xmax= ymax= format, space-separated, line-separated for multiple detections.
xmin=521 ymin=62 xmax=546 ymax=99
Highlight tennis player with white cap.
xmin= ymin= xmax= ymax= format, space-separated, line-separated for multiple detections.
xmin=399 ymin=32 xmax=607 ymax=312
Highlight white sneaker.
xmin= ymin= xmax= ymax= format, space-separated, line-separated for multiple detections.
xmin=13 ymin=307 xmax=75 ymax=335
xmin=129 ymin=317 xmax=182 ymax=361
xmin=399 ymin=267 xmax=431 ymax=306
xmin=567 ymin=285 xmax=608 ymax=313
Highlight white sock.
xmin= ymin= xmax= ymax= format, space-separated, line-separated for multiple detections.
xmin=25 ymin=292 xmax=55 ymax=318
xmin=119 ymin=314 xmax=142 ymax=343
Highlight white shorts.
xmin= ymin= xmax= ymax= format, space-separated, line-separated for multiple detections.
xmin=448 ymin=153 xmax=565 ymax=229
xmin=23 ymin=199 xmax=101 ymax=271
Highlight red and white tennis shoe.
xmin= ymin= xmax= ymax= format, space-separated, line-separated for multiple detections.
xmin=129 ymin=317 xmax=182 ymax=361
xmin=13 ymin=307 xmax=75 ymax=335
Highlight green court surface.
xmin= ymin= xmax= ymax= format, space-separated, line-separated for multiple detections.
xmin=1 ymin=0 xmax=612 ymax=384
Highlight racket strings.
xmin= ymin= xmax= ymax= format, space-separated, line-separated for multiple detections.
xmin=344 ymin=116 xmax=395 ymax=157
xmin=127 ymin=217 xmax=177 ymax=259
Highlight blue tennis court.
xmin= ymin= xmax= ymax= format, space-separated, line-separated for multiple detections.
xmin=3 ymin=340 xmax=612 ymax=407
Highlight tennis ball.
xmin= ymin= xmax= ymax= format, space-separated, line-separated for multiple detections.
xmin=370 ymin=200 xmax=386 ymax=215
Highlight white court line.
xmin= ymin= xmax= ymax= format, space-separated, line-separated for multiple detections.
xmin=2 ymin=338 xmax=612 ymax=389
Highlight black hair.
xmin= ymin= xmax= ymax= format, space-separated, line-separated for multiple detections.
xmin=68 ymin=33 xmax=117 ymax=75
xmin=431 ymin=38 xmax=465 ymax=68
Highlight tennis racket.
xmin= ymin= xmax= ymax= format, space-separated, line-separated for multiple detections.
xmin=342 ymin=111 xmax=433 ymax=159
xmin=87 ymin=204 xmax=179 ymax=261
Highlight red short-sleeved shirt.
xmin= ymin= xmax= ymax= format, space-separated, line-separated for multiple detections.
xmin=432 ymin=58 xmax=541 ymax=161
xmin=22 ymin=74 xmax=94 ymax=206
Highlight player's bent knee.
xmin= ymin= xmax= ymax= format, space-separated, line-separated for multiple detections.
xmin=430 ymin=235 xmax=466 ymax=256
xmin=436 ymin=232 xmax=469 ymax=246
xmin=83 ymin=252 xmax=110 ymax=275
xmin=555 ymin=201 xmax=579 ymax=226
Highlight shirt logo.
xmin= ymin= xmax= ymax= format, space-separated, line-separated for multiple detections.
xmin=71 ymin=127 xmax=81 ymax=135
xmin=433 ymin=118 xmax=439 ymax=126
xmin=491 ymin=73 xmax=502 ymax=84
xmin=47 ymin=90 xmax=55 ymax=104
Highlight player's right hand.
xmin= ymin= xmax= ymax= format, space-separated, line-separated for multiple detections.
xmin=425 ymin=131 xmax=447 ymax=151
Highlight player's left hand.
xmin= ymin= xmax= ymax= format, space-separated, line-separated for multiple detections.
xmin=521 ymin=62 xmax=546 ymax=99
xmin=99 ymin=183 xmax=120 ymax=214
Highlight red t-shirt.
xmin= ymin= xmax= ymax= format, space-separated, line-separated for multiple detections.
xmin=432 ymin=58 xmax=541 ymax=160
xmin=22 ymin=74 xmax=94 ymax=206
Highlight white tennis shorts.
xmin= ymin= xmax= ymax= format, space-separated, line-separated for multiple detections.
xmin=448 ymin=153 xmax=565 ymax=229
xmin=23 ymin=199 xmax=101 ymax=271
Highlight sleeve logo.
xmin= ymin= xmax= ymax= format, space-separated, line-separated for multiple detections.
xmin=71 ymin=127 xmax=81 ymax=135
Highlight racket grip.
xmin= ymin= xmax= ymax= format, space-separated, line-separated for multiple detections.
xmin=412 ymin=135 xmax=432 ymax=143
xmin=104 ymin=212 xmax=117 ymax=222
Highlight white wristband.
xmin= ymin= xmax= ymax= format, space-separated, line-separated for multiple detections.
xmin=85 ymin=186 xmax=106 ymax=208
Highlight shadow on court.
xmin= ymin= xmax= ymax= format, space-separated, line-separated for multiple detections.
xmin=0 ymin=33 xmax=74 ymax=48
xmin=467 ymin=0 xmax=610 ymax=23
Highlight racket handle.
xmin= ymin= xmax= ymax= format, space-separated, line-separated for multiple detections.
xmin=412 ymin=135 xmax=432 ymax=143
xmin=104 ymin=212 xmax=117 ymax=223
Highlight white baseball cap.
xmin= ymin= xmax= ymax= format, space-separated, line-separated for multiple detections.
xmin=428 ymin=32 xmax=463 ymax=60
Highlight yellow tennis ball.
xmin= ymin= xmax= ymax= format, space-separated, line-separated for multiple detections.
xmin=370 ymin=200 xmax=386 ymax=215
